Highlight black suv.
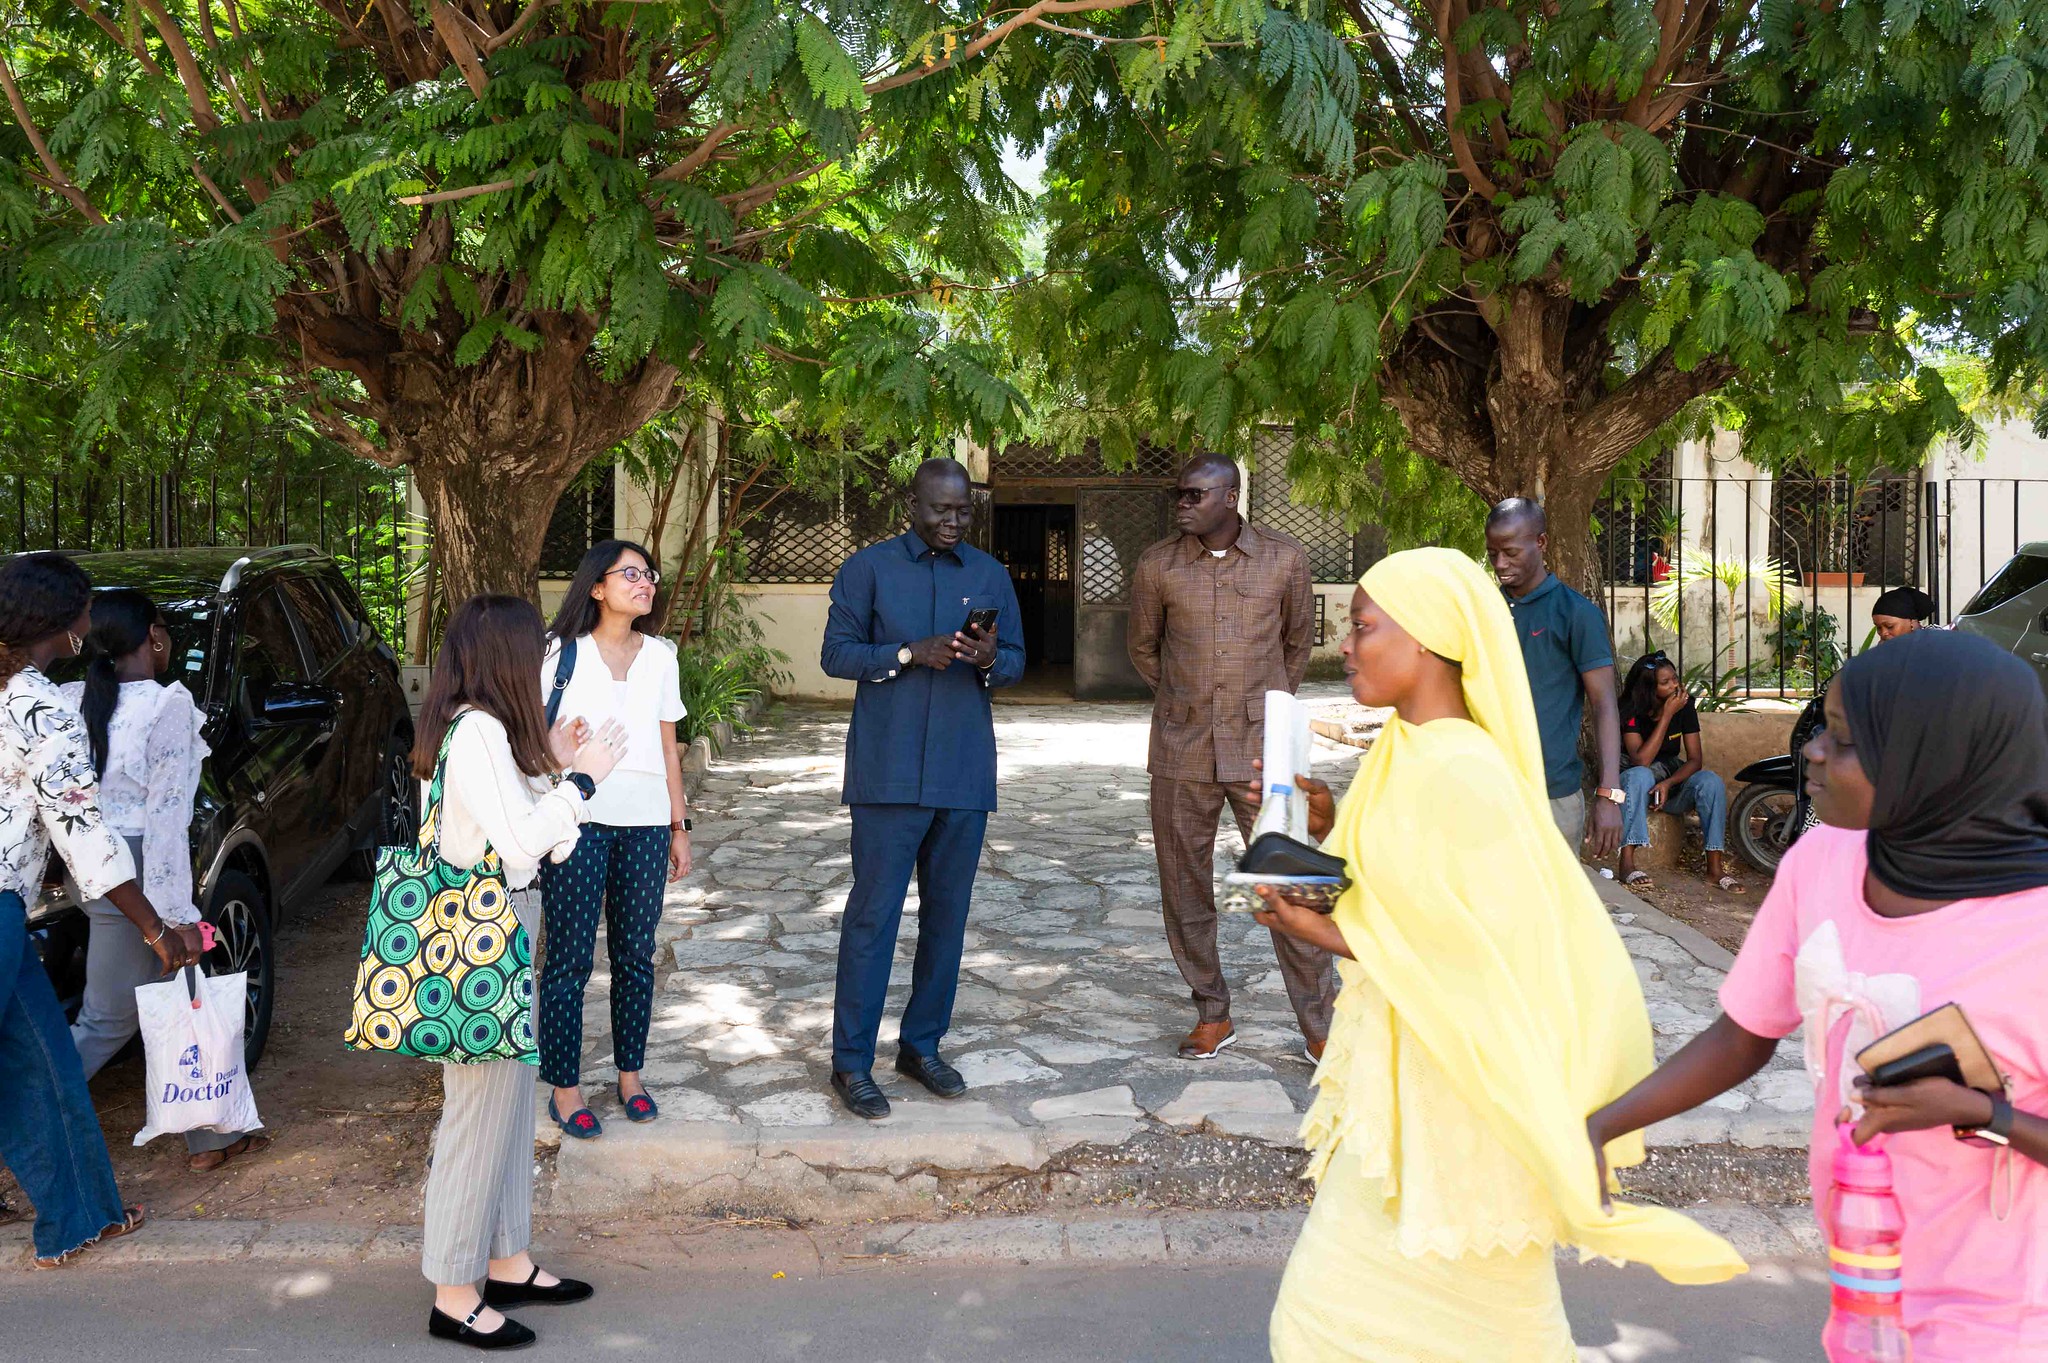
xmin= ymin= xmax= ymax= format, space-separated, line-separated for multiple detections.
xmin=31 ymin=546 xmax=415 ymax=1065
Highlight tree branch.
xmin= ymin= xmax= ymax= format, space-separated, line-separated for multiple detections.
xmin=132 ymin=0 xmax=225 ymax=133
xmin=1333 ymin=0 xmax=1432 ymax=148
xmin=864 ymin=0 xmax=1145 ymax=96
xmin=68 ymin=0 xmax=164 ymax=74
xmin=395 ymin=174 xmax=532 ymax=206
xmin=484 ymin=0 xmax=553 ymax=52
xmin=1432 ymin=0 xmax=1499 ymax=199
xmin=653 ymin=121 xmax=743 ymax=183
xmin=0 ymin=54 xmax=107 ymax=224
xmin=427 ymin=0 xmax=490 ymax=98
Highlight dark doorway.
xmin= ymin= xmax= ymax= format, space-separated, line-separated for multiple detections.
xmin=992 ymin=504 xmax=1076 ymax=672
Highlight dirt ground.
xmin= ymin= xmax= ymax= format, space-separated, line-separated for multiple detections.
xmin=1617 ymin=842 xmax=1773 ymax=955
xmin=1 ymin=879 xmax=442 ymax=1227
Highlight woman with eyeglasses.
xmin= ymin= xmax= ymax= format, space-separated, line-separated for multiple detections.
xmin=1615 ymin=651 xmax=1740 ymax=893
xmin=535 ymin=541 xmax=692 ymax=1139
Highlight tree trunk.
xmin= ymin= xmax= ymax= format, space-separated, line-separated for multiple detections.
xmin=286 ymin=300 xmax=680 ymax=604
xmin=1383 ymin=286 xmax=1734 ymax=597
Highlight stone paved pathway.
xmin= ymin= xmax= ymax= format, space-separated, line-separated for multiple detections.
xmin=546 ymin=685 xmax=1811 ymax=1218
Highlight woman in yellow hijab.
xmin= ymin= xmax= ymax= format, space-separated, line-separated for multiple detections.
xmin=1252 ymin=548 xmax=1745 ymax=1362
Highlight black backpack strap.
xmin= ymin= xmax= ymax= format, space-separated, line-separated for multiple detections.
xmin=544 ymin=635 xmax=577 ymax=728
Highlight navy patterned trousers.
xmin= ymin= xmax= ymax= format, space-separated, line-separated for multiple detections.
xmin=537 ymin=822 xmax=669 ymax=1088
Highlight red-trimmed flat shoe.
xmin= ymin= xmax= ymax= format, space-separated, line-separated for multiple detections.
xmin=547 ymin=1095 xmax=601 ymax=1140
xmin=618 ymin=1085 xmax=658 ymax=1123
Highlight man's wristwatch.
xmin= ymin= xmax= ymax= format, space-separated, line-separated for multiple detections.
xmin=565 ymin=772 xmax=596 ymax=799
xmin=897 ymin=644 xmax=914 ymax=667
xmin=1594 ymin=787 xmax=1627 ymax=806
xmin=670 ymin=818 xmax=692 ymax=833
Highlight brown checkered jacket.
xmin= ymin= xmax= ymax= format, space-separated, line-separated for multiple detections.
xmin=1127 ymin=521 xmax=1316 ymax=783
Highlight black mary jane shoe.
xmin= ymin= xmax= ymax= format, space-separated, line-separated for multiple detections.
xmin=428 ymin=1304 xmax=537 ymax=1352
xmin=896 ymin=1049 xmax=967 ymax=1099
xmin=832 ymin=1069 xmax=891 ymax=1120
xmin=484 ymin=1267 xmax=595 ymax=1309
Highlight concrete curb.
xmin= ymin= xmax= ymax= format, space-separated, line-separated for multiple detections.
xmin=0 ymin=1205 xmax=1825 ymax=1272
xmin=1585 ymin=868 xmax=1737 ymax=971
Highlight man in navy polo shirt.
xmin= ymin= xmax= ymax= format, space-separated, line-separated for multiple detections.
xmin=819 ymin=458 xmax=1025 ymax=1120
xmin=1485 ymin=498 xmax=1625 ymax=859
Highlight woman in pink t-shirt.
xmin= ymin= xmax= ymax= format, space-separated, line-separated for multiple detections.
xmin=1588 ymin=628 xmax=2048 ymax=1359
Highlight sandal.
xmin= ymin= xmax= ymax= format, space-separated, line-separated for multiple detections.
xmin=1716 ymin=875 xmax=1747 ymax=894
xmin=619 ymin=1085 xmax=658 ymax=1124
xmin=188 ymin=1132 xmax=272 ymax=1174
xmin=1622 ymin=870 xmax=1655 ymax=890
xmin=33 ymin=1205 xmax=145 ymax=1269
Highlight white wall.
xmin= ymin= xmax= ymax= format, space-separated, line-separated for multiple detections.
xmin=736 ymin=583 xmax=853 ymax=701
xmin=1929 ymin=417 xmax=2048 ymax=614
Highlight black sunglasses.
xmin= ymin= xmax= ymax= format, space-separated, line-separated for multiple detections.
xmin=1174 ymin=486 xmax=1228 ymax=506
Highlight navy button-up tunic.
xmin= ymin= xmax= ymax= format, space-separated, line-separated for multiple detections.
xmin=821 ymin=531 xmax=1025 ymax=810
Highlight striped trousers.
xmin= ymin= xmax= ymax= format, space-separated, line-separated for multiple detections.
xmin=420 ymin=891 xmax=538 ymax=1286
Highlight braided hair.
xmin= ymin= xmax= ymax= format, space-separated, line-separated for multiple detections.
xmin=77 ymin=588 xmax=166 ymax=775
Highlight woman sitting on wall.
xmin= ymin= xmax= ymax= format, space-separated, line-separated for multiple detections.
xmin=1616 ymin=652 xmax=1740 ymax=893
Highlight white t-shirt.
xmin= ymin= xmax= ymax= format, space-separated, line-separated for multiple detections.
xmin=541 ymin=632 xmax=687 ymax=827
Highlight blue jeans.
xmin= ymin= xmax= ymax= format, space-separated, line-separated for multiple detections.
xmin=0 ymin=891 xmax=127 ymax=1260
xmin=1621 ymin=766 xmax=1727 ymax=853
xmin=537 ymin=823 xmax=669 ymax=1088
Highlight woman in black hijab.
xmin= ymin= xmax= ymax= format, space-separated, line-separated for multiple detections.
xmin=1587 ymin=628 xmax=2048 ymax=1359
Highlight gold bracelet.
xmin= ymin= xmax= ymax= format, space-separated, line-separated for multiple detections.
xmin=143 ymin=924 xmax=168 ymax=947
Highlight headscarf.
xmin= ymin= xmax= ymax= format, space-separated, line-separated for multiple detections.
xmin=1870 ymin=585 xmax=1934 ymax=621
xmin=1835 ymin=628 xmax=2048 ymax=899
xmin=1313 ymin=548 xmax=1745 ymax=1284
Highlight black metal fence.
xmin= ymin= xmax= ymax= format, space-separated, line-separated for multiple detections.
xmin=1596 ymin=475 xmax=2046 ymax=698
xmin=7 ymin=464 xmax=419 ymax=647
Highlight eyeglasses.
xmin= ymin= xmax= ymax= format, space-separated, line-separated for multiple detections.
xmin=604 ymin=566 xmax=660 ymax=586
xmin=1174 ymin=486 xmax=1226 ymax=506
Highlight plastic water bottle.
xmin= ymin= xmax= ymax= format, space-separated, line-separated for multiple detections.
xmin=1822 ymin=1123 xmax=1912 ymax=1363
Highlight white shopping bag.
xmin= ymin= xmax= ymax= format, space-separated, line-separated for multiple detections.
xmin=133 ymin=966 xmax=262 ymax=1145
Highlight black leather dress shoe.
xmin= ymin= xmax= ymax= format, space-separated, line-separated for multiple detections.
xmin=832 ymin=1069 xmax=891 ymax=1119
xmin=896 ymin=1050 xmax=967 ymax=1099
xmin=483 ymin=1267 xmax=594 ymax=1309
xmin=428 ymin=1305 xmax=537 ymax=1351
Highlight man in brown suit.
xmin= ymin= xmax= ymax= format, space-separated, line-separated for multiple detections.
xmin=1128 ymin=454 xmax=1337 ymax=1061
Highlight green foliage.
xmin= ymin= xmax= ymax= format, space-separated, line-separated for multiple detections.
xmin=999 ymin=0 xmax=2048 ymax=576
xmin=0 ymin=0 xmax=1046 ymax=591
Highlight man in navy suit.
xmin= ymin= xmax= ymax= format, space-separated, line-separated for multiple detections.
xmin=819 ymin=458 xmax=1025 ymax=1118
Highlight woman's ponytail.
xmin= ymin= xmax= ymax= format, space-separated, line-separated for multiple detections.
xmin=73 ymin=587 xmax=165 ymax=775
xmin=80 ymin=650 xmax=120 ymax=775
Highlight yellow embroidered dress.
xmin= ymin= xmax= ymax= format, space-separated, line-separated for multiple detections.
xmin=1267 ymin=551 xmax=1746 ymax=1363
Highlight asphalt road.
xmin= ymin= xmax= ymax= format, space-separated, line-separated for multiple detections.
xmin=0 ymin=1253 xmax=1826 ymax=1362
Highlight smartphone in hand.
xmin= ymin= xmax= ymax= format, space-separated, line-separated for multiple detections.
xmin=963 ymin=606 xmax=999 ymax=635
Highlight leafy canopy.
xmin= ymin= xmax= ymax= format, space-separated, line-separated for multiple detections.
xmin=0 ymin=0 xmax=1137 ymax=478
xmin=997 ymin=0 xmax=2048 ymax=552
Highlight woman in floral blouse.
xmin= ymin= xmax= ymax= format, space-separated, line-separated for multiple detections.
xmin=0 ymin=552 xmax=203 ymax=1267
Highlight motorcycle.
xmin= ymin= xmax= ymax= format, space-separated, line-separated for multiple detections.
xmin=1729 ymin=753 xmax=1803 ymax=873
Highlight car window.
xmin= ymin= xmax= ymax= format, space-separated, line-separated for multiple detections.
xmin=237 ymin=587 xmax=309 ymax=705
xmin=320 ymin=575 xmax=375 ymax=647
xmin=1960 ymin=554 xmax=2048 ymax=617
xmin=278 ymin=575 xmax=350 ymax=673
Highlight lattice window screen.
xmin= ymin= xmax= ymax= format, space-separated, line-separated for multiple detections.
xmin=994 ymin=439 xmax=1182 ymax=481
xmin=1247 ymin=427 xmax=1355 ymax=582
xmin=540 ymin=462 xmax=617 ymax=576
xmin=729 ymin=470 xmax=905 ymax=583
xmin=1079 ymin=489 xmax=1167 ymax=605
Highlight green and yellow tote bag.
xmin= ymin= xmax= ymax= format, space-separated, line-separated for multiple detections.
xmin=344 ymin=718 xmax=537 ymax=1065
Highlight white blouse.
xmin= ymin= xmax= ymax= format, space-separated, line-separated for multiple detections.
xmin=540 ymin=633 xmax=686 ymax=827
xmin=0 ymin=667 xmax=137 ymax=908
xmin=60 ymin=679 xmax=207 ymax=924
xmin=430 ymin=708 xmax=588 ymax=889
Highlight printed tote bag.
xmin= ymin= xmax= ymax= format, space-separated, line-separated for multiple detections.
xmin=344 ymin=717 xmax=537 ymax=1065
